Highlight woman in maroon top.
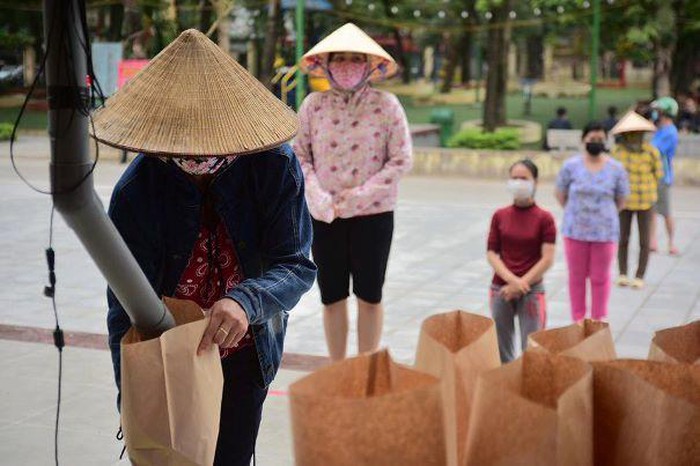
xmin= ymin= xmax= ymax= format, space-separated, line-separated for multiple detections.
xmin=487 ymin=160 xmax=557 ymax=362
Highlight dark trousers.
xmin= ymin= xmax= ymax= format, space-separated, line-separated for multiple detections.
xmin=618 ymin=209 xmax=653 ymax=279
xmin=312 ymin=212 xmax=394 ymax=305
xmin=214 ymin=345 xmax=268 ymax=466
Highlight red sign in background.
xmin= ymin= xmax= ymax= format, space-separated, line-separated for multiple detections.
xmin=117 ymin=59 xmax=149 ymax=89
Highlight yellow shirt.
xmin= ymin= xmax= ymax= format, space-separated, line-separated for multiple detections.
xmin=612 ymin=142 xmax=664 ymax=211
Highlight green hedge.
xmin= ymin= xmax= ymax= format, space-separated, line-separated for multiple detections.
xmin=447 ymin=127 xmax=521 ymax=150
xmin=0 ymin=123 xmax=14 ymax=142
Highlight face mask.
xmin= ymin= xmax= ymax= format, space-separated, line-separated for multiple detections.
xmin=507 ymin=179 xmax=535 ymax=202
xmin=585 ymin=141 xmax=606 ymax=156
xmin=328 ymin=61 xmax=369 ymax=90
xmin=172 ymin=156 xmax=237 ymax=175
xmin=621 ymin=133 xmax=644 ymax=148
xmin=651 ymin=110 xmax=659 ymax=122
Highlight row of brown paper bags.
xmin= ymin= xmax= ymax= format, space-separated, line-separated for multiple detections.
xmin=117 ymin=298 xmax=698 ymax=465
xmin=289 ymin=313 xmax=700 ymax=466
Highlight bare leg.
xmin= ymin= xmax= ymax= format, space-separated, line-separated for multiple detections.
xmin=649 ymin=211 xmax=658 ymax=252
xmin=323 ymin=299 xmax=349 ymax=362
xmin=666 ymin=216 xmax=678 ymax=254
xmin=357 ymin=298 xmax=384 ymax=354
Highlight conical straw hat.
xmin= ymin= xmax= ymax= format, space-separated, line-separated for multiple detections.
xmin=610 ymin=111 xmax=657 ymax=135
xmin=300 ymin=23 xmax=397 ymax=82
xmin=92 ymin=29 xmax=298 ymax=157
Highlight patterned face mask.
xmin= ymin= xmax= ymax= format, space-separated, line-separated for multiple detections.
xmin=328 ymin=61 xmax=370 ymax=91
xmin=171 ymin=156 xmax=237 ymax=175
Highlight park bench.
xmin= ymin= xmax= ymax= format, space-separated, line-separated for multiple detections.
xmin=547 ymin=129 xmax=699 ymax=159
xmin=410 ymin=124 xmax=441 ymax=148
xmin=546 ymin=129 xmax=582 ymax=152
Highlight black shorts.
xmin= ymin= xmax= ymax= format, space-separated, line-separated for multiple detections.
xmin=312 ymin=211 xmax=394 ymax=305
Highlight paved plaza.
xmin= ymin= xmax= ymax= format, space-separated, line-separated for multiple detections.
xmin=1 ymin=136 xmax=699 ymax=464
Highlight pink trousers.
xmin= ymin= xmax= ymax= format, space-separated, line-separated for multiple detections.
xmin=564 ymin=237 xmax=617 ymax=322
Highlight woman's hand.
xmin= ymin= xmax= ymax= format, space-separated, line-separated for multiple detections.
xmin=197 ymin=298 xmax=249 ymax=355
xmin=555 ymin=189 xmax=568 ymax=208
xmin=507 ymin=277 xmax=531 ymax=295
xmin=500 ymin=284 xmax=523 ymax=301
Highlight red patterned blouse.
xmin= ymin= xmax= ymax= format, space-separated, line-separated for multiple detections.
xmin=174 ymin=218 xmax=253 ymax=358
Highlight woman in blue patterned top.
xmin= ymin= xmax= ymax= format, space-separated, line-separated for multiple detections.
xmin=555 ymin=122 xmax=630 ymax=322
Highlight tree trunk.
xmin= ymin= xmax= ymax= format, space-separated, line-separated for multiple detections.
xmin=380 ymin=0 xmax=410 ymax=84
xmin=460 ymin=2 xmax=478 ymax=85
xmin=28 ymin=11 xmax=44 ymax=71
xmin=170 ymin=0 xmax=184 ymax=33
xmin=651 ymin=1 xmax=676 ymax=98
xmin=525 ymin=35 xmax=543 ymax=79
xmin=260 ymin=0 xmax=282 ymax=89
xmin=460 ymin=31 xmax=472 ymax=85
xmin=483 ymin=1 xmax=512 ymax=132
xmin=670 ymin=37 xmax=698 ymax=95
xmin=199 ymin=0 xmax=213 ymax=33
xmin=247 ymin=40 xmax=259 ymax=77
xmin=669 ymin=0 xmax=696 ymax=94
xmin=123 ymin=0 xmax=144 ymax=58
xmin=652 ymin=42 xmax=673 ymax=98
xmin=107 ymin=4 xmax=125 ymax=42
xmin=394 ymin=29 xmax=411 ymax=84
xmin=123 ymin=0 xmax=141 ymax=37
xmin=440 ymin=34 xmax=459 ymax=94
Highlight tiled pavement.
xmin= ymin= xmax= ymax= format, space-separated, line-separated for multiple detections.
xmin=2 ymin=137 xmax=699 ymax=464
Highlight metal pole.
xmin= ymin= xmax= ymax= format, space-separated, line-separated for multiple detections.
xmin=588 ymin=0 xmax=601 ymax=121
xmin=43 ymin=0 xmax=174 ymax=337
xmin=295 ymin=0 xmax=306 ymax=109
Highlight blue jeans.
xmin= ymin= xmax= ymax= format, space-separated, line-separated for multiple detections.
xmin=214 ymin=346 xmax=268 ymax=466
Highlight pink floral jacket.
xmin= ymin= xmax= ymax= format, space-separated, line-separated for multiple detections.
xmin=293 ymin=86 xmax=413 ymax=223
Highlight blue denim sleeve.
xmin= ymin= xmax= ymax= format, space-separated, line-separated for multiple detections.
xmin=226 ymin=148 xmax=317 ymax=325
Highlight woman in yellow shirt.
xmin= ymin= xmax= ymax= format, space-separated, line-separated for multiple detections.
xmin=611 ymin=112 xmax=664 ymax=289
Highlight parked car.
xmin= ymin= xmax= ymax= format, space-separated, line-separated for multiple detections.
xmin=0 ymin=65 xmax=23 ymax=88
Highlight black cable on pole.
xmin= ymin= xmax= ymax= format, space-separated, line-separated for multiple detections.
xmin=10 ymin=1 xmax=108 ymax=464
xmin=43 ymin=206 xmax=64 ymax=466
xmin=10 ymin=0 xmax=105 ymax=196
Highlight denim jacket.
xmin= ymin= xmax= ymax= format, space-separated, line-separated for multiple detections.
xmin=107 ymin=144 xmax=316 ymax=399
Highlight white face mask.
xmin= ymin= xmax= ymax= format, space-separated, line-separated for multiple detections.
xmin=507 ymin=179 xmax=535 ymax=202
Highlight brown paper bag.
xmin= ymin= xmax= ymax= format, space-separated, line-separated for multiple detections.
xmin=121 ymin=297 xmax=224 ymax=466
xmin=648 ymin=319 xmax=700 ymax=365
xmin=414 ymin=311 xmax=500 ymax=466
xmin=592 ymin=359 xmax=700 ymax=466
xmin=464 ymin=351 xmax=594 ymax=466
xmin=289 ymin=349 xmax=447 ymax=466
xmin=528 ymin=319 xmax=616 ymax=361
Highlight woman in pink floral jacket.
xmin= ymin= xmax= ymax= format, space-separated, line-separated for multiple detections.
xmin=294 ymin=23 xmax=413 ymax=360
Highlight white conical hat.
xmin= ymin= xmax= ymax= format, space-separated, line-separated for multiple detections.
xmin=92 ymin=29 xmax=298 ymax=157
xmin=611 ymin=111 xmax=657 ymax=135
xmin=300 ymin=23 xmax=397 ymax=81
